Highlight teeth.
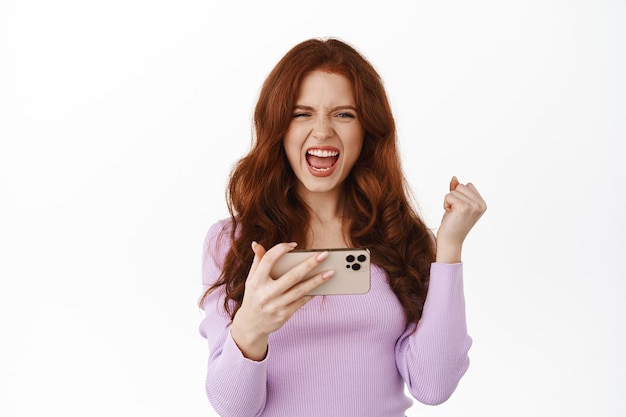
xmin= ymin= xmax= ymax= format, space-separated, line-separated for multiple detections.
xmin=310 ymin=166 xmax=332 ymax=172
xmin=307 ymin=149 xmax=339 ymax=157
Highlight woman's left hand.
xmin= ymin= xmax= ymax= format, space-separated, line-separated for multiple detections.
xmin=436 ymin=176 xmax=487 ymax=263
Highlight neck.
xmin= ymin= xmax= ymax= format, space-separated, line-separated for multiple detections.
xmin=297 ymin=187 xmax=350 ymax=248
xmin=298 ymin=186 xmax=344 ymax=222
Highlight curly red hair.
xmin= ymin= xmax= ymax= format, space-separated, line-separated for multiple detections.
xmin=202 ymin=38 xmax=435 ymax=326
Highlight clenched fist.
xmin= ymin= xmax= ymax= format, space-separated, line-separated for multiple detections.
xmin=436 ymin=176 xmax=487 ymax=263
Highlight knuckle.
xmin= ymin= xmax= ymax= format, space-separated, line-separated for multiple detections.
xmin=262 ymin=301 xmax=278 ymax=316
xmin=292 ymin=284 xmax=307 ymax=299
xmin=275 ymin=308 xmax=291 ymax=323
xmin=458 ymin=204 xmax=471 ymax=214
xmin=283 ymin=269 xmax=303 ymax=285
xmin=265 ymin=243 xmax=293 ymax=260
xmin=307 ymin=255 xmax=321 ymax=268
xmin=262 ymin=250 xmax=281 ymax=264
xmin=257 ymin=292 xmax=271 ymax=306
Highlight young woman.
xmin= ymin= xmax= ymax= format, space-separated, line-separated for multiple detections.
xmin=199 ymin=38 xmax=486 ymax=417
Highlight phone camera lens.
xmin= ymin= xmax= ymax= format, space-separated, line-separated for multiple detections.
xmin=346 ymin=255 xmax=355 ymax=262
xmin=357 ymin=254 xmax=367 ymax=262
xmin=351 ymin=263 xmax=361 ymax=271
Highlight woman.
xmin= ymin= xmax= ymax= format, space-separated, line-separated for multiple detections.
xmin=199 ymin=38 xmax=486 ymax=417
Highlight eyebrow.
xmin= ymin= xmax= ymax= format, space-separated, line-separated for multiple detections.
xmin=293 ymin=105 xmax=358 ymax=112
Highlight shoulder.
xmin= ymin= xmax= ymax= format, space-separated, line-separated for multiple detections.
xmin=203 ymin=218 xmax=233 ymax=249
xmin=202 ymin=218 xmax=234 ymax=284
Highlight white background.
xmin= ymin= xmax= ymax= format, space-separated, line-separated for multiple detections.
xmin=1 ymin=1 xmax=624 ymax=416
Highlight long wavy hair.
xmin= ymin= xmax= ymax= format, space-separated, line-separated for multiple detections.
xmin=201 ymin=38 xmax=435 ymax=326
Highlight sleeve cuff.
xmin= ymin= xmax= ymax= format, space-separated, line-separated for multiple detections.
xmin=224 ymin=329 xmax=269 ymax=365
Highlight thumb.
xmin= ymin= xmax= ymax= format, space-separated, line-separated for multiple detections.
xmin=249 ymin=241 xmax=266 ymax=276
xmin=450 ymin=176 xmax=460 ymax=191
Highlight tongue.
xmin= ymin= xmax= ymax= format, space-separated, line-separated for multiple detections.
xmin=307 ymin=155 xmax=338 ymax=169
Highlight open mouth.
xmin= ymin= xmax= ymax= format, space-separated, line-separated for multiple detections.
xmin=306 ymin=148 xmax=339 ymax=172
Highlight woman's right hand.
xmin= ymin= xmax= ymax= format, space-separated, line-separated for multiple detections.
xmin=230 ymin=241 xmax=335 ymax=361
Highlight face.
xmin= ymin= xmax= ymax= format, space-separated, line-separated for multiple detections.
xmin=283 ymin=70 xmax=364 ymax=199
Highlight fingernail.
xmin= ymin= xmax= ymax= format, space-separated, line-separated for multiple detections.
xmin=316 ymin=251 xmax=329 ymax=262
xmin=321 ymin=270 xmax=335 ymax=280
xmin=251 ymin=241 xmax=258 ymax=249
xmin=288 ymin=242 xmax=298 ymax=248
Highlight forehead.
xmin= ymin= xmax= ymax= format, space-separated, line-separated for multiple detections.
xmin=295 ymin=70 xmax=355 ymax=104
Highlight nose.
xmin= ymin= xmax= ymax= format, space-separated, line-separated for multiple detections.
xmin=311 ymin=116 xmax=333 ymax=140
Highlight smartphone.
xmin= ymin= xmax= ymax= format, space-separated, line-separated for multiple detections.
xmin=270 ymin=248 xmax=371 ymax=295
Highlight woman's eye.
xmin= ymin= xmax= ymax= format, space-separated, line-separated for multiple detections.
xmin=336 ymin=112 xmax=355 ymax=119
xmin=292 ymin=113 xmax=310 ymax=118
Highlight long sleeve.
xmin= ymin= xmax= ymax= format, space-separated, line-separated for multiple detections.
xmin=395 ymin=262 xmax=472 ymax=405
xmin=198 ymin=221 xmax=268 ymax=417
xmin=199 ymin=219 xmax=472 ymax=416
